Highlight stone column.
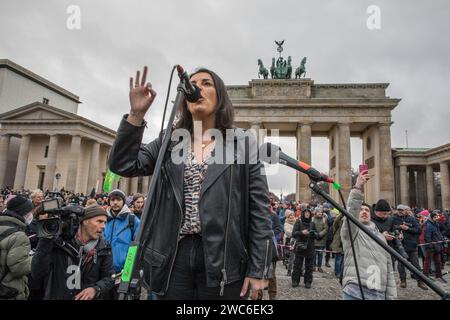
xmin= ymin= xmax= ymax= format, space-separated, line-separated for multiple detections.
xmin=440 ymin=162 xmax=450 ymax=210
xmin=14 ymin=135 xmax=31 ymax=190
xmin=409 ymin=169 xmax=416 ymax=207
xmin=43 ymin=135 xmax=59 ymax=191
xmin=130 ymin=177 xmax=138 ymax=195
xmin=378 ymin=124 xmax=395 ymax=205
xmin=426 ymin=165 xmax=435 ymax=209
xmin=0 ymin=135 xmax=11 ymax=188
xmin=87 ymin=141 xmax=100 ymax=193
xmin=66 ymin=135 xmax=82 ymax=192
xmin=399 ymin=165 xmax=408 ymax=205
xmin=250 ymin=122 xmax=261 ymax=146
xmin=142 ymin=176 xmax=150 ymax=194
xmin=123 ymin=177 xmax=131 ymax=195
xmin=338 ymin=123 xmax=352 ymax=201
xmin=416 ymin=169 xmax=426 ymax=208
xmin=297 ymin=123 xmax=312 ymax=202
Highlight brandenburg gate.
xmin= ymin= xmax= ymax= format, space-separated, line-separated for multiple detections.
xmin=228 ymin=78 xmax=400 ymax=205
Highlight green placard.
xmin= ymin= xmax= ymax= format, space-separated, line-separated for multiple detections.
xmin=121 ymin=245 xmax=138 ymax=282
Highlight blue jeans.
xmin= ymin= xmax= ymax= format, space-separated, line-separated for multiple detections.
xmin=343 ymin=292 xmax=360 ymax=300
xmin=334 ymin=253 xmax=343 ymax=277
xmin=314 ymin=246 xmax=325 ymax=268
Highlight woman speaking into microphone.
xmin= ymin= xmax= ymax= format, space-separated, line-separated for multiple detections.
xmin=109 ymin=66 xmax=273 ymax=300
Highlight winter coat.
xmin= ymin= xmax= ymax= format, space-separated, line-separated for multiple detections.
xmin=341 ymin=189 xmax=397 ymax=300
xmin=0 ymin=214 xmax=32 ymax=300
xmin=312 ymin=216 xmax=329 ymax=247
xmin=31 ymin=236 xmax=114 ymax=300
xmin=283 ymin=222 xmax=294 ymax=241
xmin=331 ymin=214 xmax=344 ymax=253
xmin=109 ymin=117 xmax=273 ymax=295
xmin=104 ymin=204 xmax=140 ymax=273
xmin=392 ymin=215 xmax=420 ymax=252
xmin=292 ymin=217 xmax=316 ymax=256
xmin=424 ymin=219 xmax=444 ymax=252
xmin=371 ymin=211 xmax=395 ymax=249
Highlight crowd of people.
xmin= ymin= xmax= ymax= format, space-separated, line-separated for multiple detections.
xmin=0 ymin=187 xmax=145 ymax=300
xmin=268 ymin=171 xmax=450 ymax=300
xmin=1 ymin=171 xmax=449 ymax=301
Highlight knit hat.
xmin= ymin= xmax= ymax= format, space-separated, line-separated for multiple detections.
xmin=419 ymin=210 xmax=429 ymax=217
xmin=6 ymin=195 xmax=33 ymax=216
xmin=323 ymin=203 xmax=332 ymax=210
xmin=81 ymin=204 xmax=108 ymax=222
xmin=375 ymin=199 xmax=391 ymax=212
xmin=396 ymin=204 xmax=408 ymax=211
xmin=108 ymin=189 xmax=127 ymax=204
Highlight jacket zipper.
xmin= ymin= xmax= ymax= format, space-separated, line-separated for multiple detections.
xmin=220 ymin=166 xmax=233 ymax=296
xmin=163 ymin=164 xmax=184 ymax=294
xmin=263 ymin=239 xmax=270 ymax=279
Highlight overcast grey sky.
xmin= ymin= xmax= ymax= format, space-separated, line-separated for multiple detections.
xmin=1 ymin=0 xmax=449 ymax=196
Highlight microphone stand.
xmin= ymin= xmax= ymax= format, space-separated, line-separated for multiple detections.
xmin=307 ymin=179 xmax=449 ymax=300
xmin=117 ymin=80 xmax=188 ymax=300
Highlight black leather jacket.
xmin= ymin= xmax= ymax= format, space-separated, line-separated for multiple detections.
xmin=109 ymin=115 xmax=273 ymax=295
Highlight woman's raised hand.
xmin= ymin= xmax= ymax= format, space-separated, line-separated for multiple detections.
xmin=128 ymin=66 xmax=157 ymax=126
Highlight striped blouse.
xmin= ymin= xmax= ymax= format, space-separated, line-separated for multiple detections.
xmin=179 ymin=151 xmax=210 ymax=236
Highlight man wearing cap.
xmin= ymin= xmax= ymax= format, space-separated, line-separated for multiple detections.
xmin=31 ymin=204 xmax=114 ymax=300
xmin=0 ymin=195 xmax=33 ymax=299
xmin=104 ymin=189 xmax=140 ymax=274
xmin=393 ymin=205 xmax=427 ymax=290
xmin=423 ymin=210 xmax=447 ymax=283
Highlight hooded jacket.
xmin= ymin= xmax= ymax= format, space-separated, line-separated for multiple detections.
xmin=291 ymin=214 xmax=316 ymax=255
xmin=0 ymin=214 xmax=31 ymax=300
xmin=341 ymin=189 xmax=397 ymax=300
xmin=104 ymin=204 xmax=140 ymax=273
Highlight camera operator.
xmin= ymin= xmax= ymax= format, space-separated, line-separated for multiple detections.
xmin=392 ymin=205 xmax=427 ymax=290
xmin=341 ymin=171 xmax=397 ymax=300
xmin=31 ymin=204 xmax=114 ymax=300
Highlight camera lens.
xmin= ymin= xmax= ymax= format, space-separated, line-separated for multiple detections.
xmin=43 ymin=219 xmax=60 ymax=235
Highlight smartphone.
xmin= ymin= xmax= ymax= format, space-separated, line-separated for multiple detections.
xmin=359 ymin=164 xmax=369 ymax=173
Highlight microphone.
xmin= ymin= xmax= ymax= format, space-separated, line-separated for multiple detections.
xmin=176 ymin=65 xmax=201 ymax=103
xmin=262 ymin=142 xmax=341 ymax=190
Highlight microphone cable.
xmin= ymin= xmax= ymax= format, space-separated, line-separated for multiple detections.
xmin=338 ymin=189 xmax=365 ymax=300
xmin=160 ymin=65 xmax=178 ymax=132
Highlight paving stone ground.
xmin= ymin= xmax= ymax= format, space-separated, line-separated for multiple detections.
xmin=261 ymin=259 xmax=450 ymax=300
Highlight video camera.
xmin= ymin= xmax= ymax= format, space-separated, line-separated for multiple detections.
xmin=36 ymin=192 xmax=84 ymax=239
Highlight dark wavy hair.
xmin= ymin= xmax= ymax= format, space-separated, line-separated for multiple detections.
xmin=174 ymin=68 xmax=234 ymax=136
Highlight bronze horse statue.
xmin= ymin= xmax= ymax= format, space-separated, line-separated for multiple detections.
xmin=295 ymin=57 xmax=307 ymax=79
xmin=270 ymin=57 xmax=276 ymax=79
xmin=258 ymin=59 xmax=269 ymax=79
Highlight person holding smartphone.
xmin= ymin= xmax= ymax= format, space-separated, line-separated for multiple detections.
xmin=341 ymin=170 xmax=397 ymax=300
